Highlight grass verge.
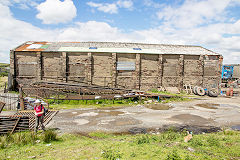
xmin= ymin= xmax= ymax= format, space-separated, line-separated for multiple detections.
xmin=0 ymin=130 xmax=239 ymax=159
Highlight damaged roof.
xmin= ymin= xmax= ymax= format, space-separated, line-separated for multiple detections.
xmin=13 ymin=41 xmax=220 ymax=56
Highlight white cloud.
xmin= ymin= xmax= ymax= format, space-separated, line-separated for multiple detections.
xmin=36 ymin=0 xmax=77 ymax=24
xmin=0 ymin=0 xmax=40 ymax=9
xmin=117 ymin=0 xmax=133 ymax=9
xmin=87 ymin=0 xmax=133 ymax=14
xmin=87 ymin=2 xmax=118 ymax=14
xmin=1 ymin=0 xmax=240 ymax=65
xmin=157 ymin=0 xmax=231 ymax=28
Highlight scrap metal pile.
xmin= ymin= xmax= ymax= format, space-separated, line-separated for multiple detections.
xmin=22 ymin=81 xmax=159 ymax=100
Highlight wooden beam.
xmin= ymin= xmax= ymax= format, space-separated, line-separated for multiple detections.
xmin=111 ymin=53 xmax=117 ymax=88
xmin=135 ymin=53 xmax=141 ymax=90
xmin=179 ymin=55 xmax=184 ymax=89
xmin=61 ymin=52 xmax=68 ymax=82
xmin=199 ymin=55 xmax=204 ymax=86
xmin=36 ymin=52 xmax=42 ymax=81
xmin=158 ymin=54 xmax=163 ymax=87
xmin=87 ymin=53 xmax=92 ymax=85
xmin=11 ymin=117 xmax=21 ymax=134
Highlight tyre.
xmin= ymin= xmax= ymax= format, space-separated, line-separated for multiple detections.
xmin=196 ymin=87 xmax=205 ymax=96
xmin=193 ymin=86 xmax=198 ymax=95
xmin=208 ymin=90 xmax=218 ymax=97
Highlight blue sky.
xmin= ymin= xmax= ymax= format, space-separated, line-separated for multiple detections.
xmin=0 ymin=0 xmax=240 ymax=64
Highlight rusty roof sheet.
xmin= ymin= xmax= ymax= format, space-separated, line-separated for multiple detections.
xmin=13 ymin=41 xmax=220 ymax=56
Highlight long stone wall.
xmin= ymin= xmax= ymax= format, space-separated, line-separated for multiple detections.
xmin=10 ymin=51 xmax=223 ymax=91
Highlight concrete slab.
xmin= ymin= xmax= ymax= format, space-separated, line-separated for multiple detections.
xmin=47 ymin=96 xmax=240 ymax=134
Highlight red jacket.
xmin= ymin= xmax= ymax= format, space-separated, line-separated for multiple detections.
xmin=34 ymin=105 xmax=44 ymax=117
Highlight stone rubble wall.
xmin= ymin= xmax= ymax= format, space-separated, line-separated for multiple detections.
xmin=10 ymin=51 xmax=223 ymax=91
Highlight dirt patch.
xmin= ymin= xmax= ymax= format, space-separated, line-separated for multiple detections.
xmin=73 ymin=119 xmax=89 ymax=125
xmin=195 ymin=103 xmax=219 ymax=109
xmin=109 ymin=117 xmax=142 ymax=126
xmin=170 ymin=114 xmax=214 ymax=125
xmin=97 ymin=111 xmax=124 ymax=117
xmin=146 ymin=104 xmax=172 ymax=110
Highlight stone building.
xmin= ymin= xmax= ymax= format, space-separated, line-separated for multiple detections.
xmin=10 ymin=41 xmax=223 ymax=91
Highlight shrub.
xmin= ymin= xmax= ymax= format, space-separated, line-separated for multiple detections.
xmin=43 ymin=130 xmax=57 ymax=143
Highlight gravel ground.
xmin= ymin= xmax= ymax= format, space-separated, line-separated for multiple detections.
xmin=47 ymin=96 xmax=240 ymax=134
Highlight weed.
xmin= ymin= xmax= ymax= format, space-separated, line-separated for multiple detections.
xmin=0 ymin=132 xmax=38 ymax=148
xmin=101 ymin=147 xmax=122 ymax=160
xmin=185 ymin=155 xmax=194 ymax=160
xmin=136 ymin=135 xmax=151 ymax=144
xmin=130 ymin=152 xmax=137 ymax=157
xmin=189 ymin=137 xmax=204 ymax=147
xmin=159 ymin=129 xmax=182 ymax=142
xmin=13 ymin=132 xmax=37 ymax=146
xmin=166 ymin=149 xmax=181 ymax=160
xmin=0 ymin=135 xmax=8 ymax=149
xmin=89 ymin=132 xmax=112 ymax=139
xmin=42 ymin=130 xmax=58 ymax=143
xmin=207 ymin=136 xmax=220 ymax=147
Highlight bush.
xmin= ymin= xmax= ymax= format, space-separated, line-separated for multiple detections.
xmin=101 ymin=147 xmax=122 ymax=160
xmin=43 ymin=130 xmax=58 ymax=143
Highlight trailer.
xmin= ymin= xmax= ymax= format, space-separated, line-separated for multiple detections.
xmin=222 ymin=64 xmax=240 ymax=83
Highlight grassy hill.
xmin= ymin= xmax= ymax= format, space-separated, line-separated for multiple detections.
xmin=0 ymin=63 xmax=9 ymax=77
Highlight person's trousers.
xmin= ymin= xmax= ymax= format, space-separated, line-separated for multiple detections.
xmin=34 ymin=116 xmax=45 ymax=132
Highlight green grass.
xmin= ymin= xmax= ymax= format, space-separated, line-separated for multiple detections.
xmin=0 ymin=130 xmax=239 ymax=159
xmin=48 ymin=98 xmax=139 ymax=110
xmin=0 ymin=63 xmax=9 ymax=77
xmin=0 ymin=130 xmax=58 ymax=149
xmin=0 ymin=63 xmax=9 ymax=67
xmin=47 ymin=94 xmax=191 ymax=110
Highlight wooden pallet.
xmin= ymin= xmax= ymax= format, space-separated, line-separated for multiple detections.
xmin=0 ymin=101 xmax=5 ymax=113
xmin=0 ymin=116 xmax=30 ymax=134
xmin=14 ymin=110 xmax=58 ymax=130
xmin=183 ymin=84 xmax=193 ymax=94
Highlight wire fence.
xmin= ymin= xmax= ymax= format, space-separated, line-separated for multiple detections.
xmin=0 ymin=93 xmax=19 ymax=110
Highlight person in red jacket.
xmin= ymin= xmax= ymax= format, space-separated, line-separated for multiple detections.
xmin=34 ymin=99 xmax=45 ymax=133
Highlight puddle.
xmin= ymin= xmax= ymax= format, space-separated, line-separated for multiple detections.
xmin=146 ymin=104 xmax=172 ymax=110
xmin=195 ymin=103 xmax=219 ymax=109
xmin=231 ymin=125 xmax=240 ymax=131
xmin=170 ymin=114 xmax=213 ymax=125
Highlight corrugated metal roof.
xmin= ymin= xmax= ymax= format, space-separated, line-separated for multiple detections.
xmin=13 ymin=41 xmax=220 ymax=55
